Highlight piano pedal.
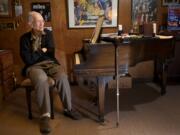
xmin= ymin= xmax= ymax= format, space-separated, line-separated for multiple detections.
xmin=113 ymin=73 xmax=131 ymax=79
xmin=88 ymin=96 xmax=98 ymax=106
xmin=92 ymin=96 xmax=98 ymax=106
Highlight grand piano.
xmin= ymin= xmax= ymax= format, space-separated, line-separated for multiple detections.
xmin=73 ymin=18 xmax=175 ymax=123
xmin=74 ymin=35 xmax=175 ymax=122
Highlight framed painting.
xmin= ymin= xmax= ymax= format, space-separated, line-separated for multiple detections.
xmin=67 ymin=0 xmax=118 ymax=28
xmin=132 ymin=0 xmax=157 ymax=25
xmin=0 ymin=0 xmax=12 ymax=17
xmin=162 ymin=0 xmax=180 ymax=6
xmin=31 ymin=2 xmax=51 ymax=22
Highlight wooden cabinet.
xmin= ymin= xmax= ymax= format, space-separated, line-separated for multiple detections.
xmin=0 ymin=50 xmax=14 ymax=99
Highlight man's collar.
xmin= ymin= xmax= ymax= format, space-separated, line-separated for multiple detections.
xmin=30 ymin=29 xmax=46 ymax=40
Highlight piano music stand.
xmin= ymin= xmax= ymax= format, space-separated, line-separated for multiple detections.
xmin=114 ymin=37 xmax=122 ymax=127
xmin=101 ymin=36 xmax=123 ymax=126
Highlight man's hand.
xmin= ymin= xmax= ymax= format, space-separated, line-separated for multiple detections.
xmin=42 ymin=48 xmax=47 ymax=53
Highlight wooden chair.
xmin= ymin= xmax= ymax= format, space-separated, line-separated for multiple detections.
xmin=20 ymin=77 xmax=55 ymax=119
xmin=19 ymin=50 xmax=67 ymax=120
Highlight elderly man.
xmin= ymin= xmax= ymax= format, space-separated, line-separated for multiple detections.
xmin=20 ymin=11 xmax=81 ymax=134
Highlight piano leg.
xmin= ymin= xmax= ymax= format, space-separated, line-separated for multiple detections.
xmin=153 ymin=59 xmax=159 ymax=83
xmin=160 ymin=63 xmax=168 ymax=95
xmin=154 ymin=59 xmax=168 ymax=95
xmin=97 ymin=77 xmax=106 ymax=122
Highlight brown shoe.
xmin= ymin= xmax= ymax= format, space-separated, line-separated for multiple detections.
xmin=39 ymin=116 xmax=51 ymax=134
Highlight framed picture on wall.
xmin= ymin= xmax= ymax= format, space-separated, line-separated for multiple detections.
xmin=0 ymin=22 xmax=15 ymax=30
xmin=31 ymin=2 xmax=51 ymax=22
xmin=162 ymin=0 xmax=180 ymax=6
xmin=0 ymin=0 xmax=12 ymax=17
xmin=132 ymin=0 xmax=157 ymax=25
xmin=67 ymin=0 xmax=118 ymax=28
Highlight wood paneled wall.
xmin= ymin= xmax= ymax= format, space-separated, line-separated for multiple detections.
xmin=0 ymin=0 xmax=168 ymax=80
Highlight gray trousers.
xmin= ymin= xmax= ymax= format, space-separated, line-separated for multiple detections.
xmin=27 ymin=63 xmax=72 ymax=115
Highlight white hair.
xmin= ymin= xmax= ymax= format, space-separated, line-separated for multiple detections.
xmin=28 ymin=11 xmax=35 ymax=25
xmin=28 ymin=11 xmax=43 ymax=26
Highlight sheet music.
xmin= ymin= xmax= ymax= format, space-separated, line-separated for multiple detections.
xmin=91 ymin=16 xmax=105 ymax=44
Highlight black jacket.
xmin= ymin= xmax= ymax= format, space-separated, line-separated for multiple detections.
xmin=20 ymin=29 xmax=59 ymax=76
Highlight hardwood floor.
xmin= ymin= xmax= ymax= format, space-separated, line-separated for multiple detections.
xmin=0 ymin=83 xmax=180 ymax=135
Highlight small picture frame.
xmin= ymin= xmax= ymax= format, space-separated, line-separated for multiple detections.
xmin=31 ymin=2 xmax=51 ymax=22
xmin=0 ymin=0 xmax=12 ymax=18
xmin=0 ymin=22 xmax=15 ymax=30
xmin=67 ymin=0 xmax=118 ymax=28
xmin=162 ymin=0 xmax=180 ymax=6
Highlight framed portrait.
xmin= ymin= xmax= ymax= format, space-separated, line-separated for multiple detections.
xmin=162 ymin=0 xmax=180 ymax=6
xmin=67 ymin=0 xmax=118 ymax=28
xmin=0 ymin=22 xmax=15 ymax=30
xmin=0 ymin=0 xmax=12 ymax=17
xmin=31 ymin=2 xmax=51 ymax=22
xmin=132 ymin=0 xmax=157 ymax=25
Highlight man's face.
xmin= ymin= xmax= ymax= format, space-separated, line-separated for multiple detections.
xmin=32 ymin=14 xmax=45 ymax=32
